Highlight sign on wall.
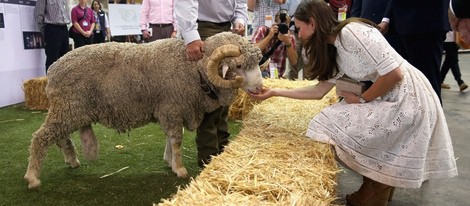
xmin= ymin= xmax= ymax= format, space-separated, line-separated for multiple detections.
xmin=108 ymin=4 xmax=141 ymax=36
xmin=0 ymin=0 xmax=46 ymax=107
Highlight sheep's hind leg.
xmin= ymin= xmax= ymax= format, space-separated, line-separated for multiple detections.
xmin=24 ymin=126 xmax=59 ymax=189
xmin=56 ymin=136 xmax=80 ymax=168
xmin=79 ymin=125 xmax=99 ymax=161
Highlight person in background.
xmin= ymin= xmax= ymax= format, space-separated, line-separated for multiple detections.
xmin=175 ymin=0 xmax=247 ymax=167
xmin=92 ymin=0 xmax=111 ymax=44
xmin=440 ymin=31 xmax=468 ymax=92
xmin=382 ymin=0 xmax=449 ymax=102
xmin=350 ymin=0 xmax=392 ymax=36
xmin=70 ymin=0 xmax=95 ymax=48
xmin=448 ymin=0 xmax=470 ymax=43
xmin=248 ymin=0 xmax=286 ymax=32
xmin=324 ymin=0 xmax=352 ymax=20
xmin=34 ymin=0 xmax=70 ymax=73
xmin=281 ymin=0 xmax=303 ymax=79
xmin=250 ymin=1 xmax=457 ymax=205
xmin=140 ymin=0 xmax=177 ymax=42
xmin=252 ymin=10 xmax=298 ymax=78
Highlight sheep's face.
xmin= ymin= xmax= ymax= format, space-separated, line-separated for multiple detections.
xmin=204 ymin=33 xmax=263 ymax=94
xmin=220 ymin=55 xmax=263 ymax=94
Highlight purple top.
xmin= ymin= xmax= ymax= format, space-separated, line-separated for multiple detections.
xmin=71 ymin=5 xmax=95 ymax=33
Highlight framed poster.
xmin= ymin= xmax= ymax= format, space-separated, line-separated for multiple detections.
xmin=108 ymin=4 xmax=141 ymax=36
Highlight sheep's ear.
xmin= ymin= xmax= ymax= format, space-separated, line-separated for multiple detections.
xmin=222 ymin=65 xmax=229 ymax=79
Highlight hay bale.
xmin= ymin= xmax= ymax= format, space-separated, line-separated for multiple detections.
xmin=23 ymin=76 xmax=49 ymax=110
xmin=159 ymin=79 xmax=340 ymax=206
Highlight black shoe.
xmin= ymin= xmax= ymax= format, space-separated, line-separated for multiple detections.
xmin=197 ymin=157 xmax=212 ymax=168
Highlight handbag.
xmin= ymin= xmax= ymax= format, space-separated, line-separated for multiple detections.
xmin=335 ymin=76 xmax=366 ymax=96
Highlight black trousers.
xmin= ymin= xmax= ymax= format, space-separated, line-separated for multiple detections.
xmin=44 ymin=24 xmax=69 ymax=73
xmin=71 ymin=31 xmax=93 ymax=49
xmin=441 ymin=42 xmax=464 ymax=85
xmin=391 ymin=31 xmax=446 ymax=103
xmin=93 ymin=31 xmax=105 ymax=44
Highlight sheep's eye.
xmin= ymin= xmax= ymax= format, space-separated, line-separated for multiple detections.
xmin=236 ymin=65 xmax=242 ymax=69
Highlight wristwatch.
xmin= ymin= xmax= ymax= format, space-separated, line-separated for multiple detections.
xmin=359 ymin=95 xmax=367 ymax=104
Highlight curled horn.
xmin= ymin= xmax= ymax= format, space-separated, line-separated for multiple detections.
xmin=206 ymin=44 xmax=243 ymax=88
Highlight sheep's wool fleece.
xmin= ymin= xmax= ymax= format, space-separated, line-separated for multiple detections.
xmin=46 ymin=33 xmax=260 ymax=133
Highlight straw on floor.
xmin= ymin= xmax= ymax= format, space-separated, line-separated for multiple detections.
xmin=159 ymin=79 xmax=340 ymax=206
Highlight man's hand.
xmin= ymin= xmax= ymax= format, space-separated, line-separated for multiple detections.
xmin=142 ymin=30 xmax=151 ymax=39
xmin=378 ymin=21 xmax=389 ymax=34
xmin=232 ymin=22 xmax=245 ymax=36
xmin=186 ymin=40 xmax=204 ymax=61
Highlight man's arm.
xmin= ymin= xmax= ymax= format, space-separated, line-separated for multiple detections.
xmin=450 ymin=0 xmax=470 ymax=18
xmin=175 ymin=0 xmax=200 ymax=45
xmin=175 ymin=0 xmax=203 ymax=61
xmin=34 ymin=0 xmax=46 ymax=32
xmin=232 ymin=0 xmax=248 ymax=35
xmin=350 ymin=0 xmax=362 ymax=18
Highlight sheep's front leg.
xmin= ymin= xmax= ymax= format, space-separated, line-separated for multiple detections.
xmin=163 ymin=138 xmax=172 ymax=165
xmin=79 ymin=125 xmax=99 ymax=161
xmin=160 ymin=125 xmax=187 ymax=178
xmin=168 ymin=133 xmax=188 ymax=177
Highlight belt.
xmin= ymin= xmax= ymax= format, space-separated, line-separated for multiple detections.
xmin=150 ymin=23 xmax=172 ymax=28
xmin=196 ymin=20 xmax=231 ymax=27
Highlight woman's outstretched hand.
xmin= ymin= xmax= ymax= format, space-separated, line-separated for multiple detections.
xmin=249 ymin=87 xmax=274 ymax=101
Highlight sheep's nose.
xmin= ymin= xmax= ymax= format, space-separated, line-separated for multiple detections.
xmin=254 ymin=86 xmax=263 ymax=94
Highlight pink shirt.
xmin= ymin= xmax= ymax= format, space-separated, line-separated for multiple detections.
xmin=140 ymin=0 xmax=177 ymax=31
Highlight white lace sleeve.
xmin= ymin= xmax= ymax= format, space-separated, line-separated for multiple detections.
xmin=338 ymin=22 xmax=399 ymax=76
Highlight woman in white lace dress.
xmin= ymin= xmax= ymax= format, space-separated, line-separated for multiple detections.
xmin=250 ymin=0 xmax=458 ymax=205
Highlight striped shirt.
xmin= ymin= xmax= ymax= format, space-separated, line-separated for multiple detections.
xmin=251 ymin=0 xmax=283 ymax=30
xmin=34 ymin=0 xmax=71 ymax=25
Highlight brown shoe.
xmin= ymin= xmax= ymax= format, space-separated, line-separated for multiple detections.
xmin=460 ymin=83 xmax=468 ymax=92
xmin=441 ymin=83 xmax=451 ymax=89
xmin=346 ymin=176 xmax=392 ymax=206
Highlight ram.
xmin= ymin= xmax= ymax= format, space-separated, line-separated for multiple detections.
xmin=24 ymin=32 xmax=263 ymax=189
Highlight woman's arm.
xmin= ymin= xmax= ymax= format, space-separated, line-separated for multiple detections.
xmin=251 ymin=81 xmax=335 ymax=100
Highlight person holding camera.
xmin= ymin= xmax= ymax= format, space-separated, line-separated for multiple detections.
xmin=252 ymin=10 xmax=298 ymax=78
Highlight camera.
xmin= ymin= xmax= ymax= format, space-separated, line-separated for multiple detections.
xmin=277 ymin=9 xmax=289 ymax=34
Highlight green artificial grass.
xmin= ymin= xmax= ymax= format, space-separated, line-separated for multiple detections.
xmin=0 ymin=104 xmax=242 ymax=206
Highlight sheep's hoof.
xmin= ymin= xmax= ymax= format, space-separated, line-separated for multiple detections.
xmin=66 ymin=159 xmax=81 ymax=168
xmin=24 ymin=175 xmax=41 ymax=189
xmin=174 ymin=167 xmax=188 ymax=178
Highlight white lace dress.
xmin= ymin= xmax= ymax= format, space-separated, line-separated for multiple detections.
xmin=306 ymin=22 xmax=458 ymax=188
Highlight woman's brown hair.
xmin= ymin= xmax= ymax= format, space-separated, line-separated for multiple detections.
xmin=294 ymin=0 xmax=378 ymax=81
